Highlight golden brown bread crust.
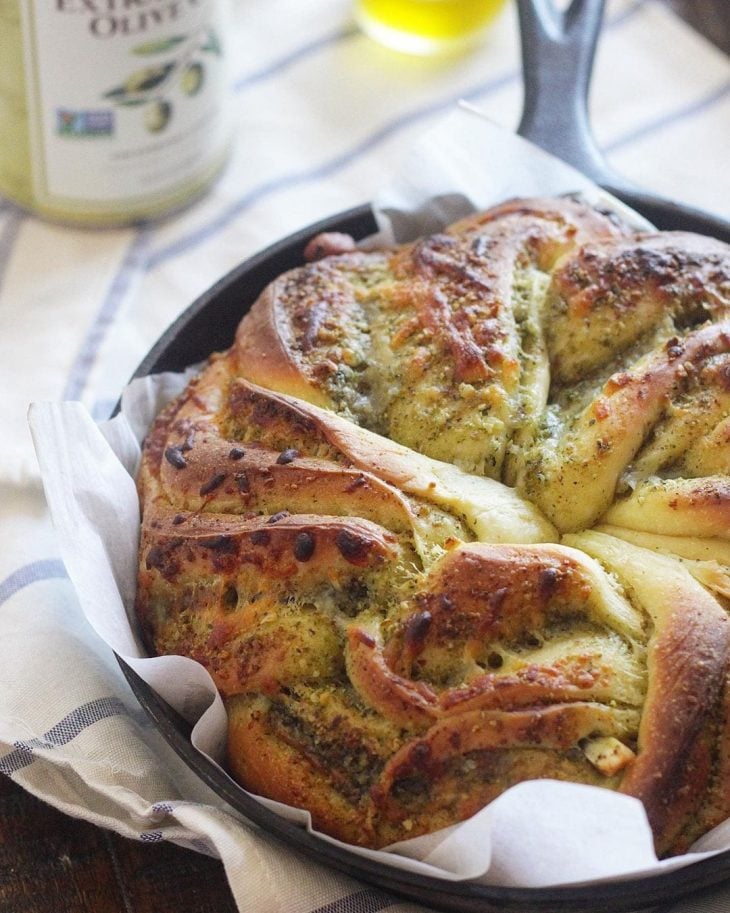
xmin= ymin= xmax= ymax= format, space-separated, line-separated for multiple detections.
xmin=136 ymin=196 xmax=730 ymax=855
xmin=234 ymin=197 xmax=632 ymax=481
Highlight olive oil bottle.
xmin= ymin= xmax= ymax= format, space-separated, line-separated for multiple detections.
xmin=0 ymin=0 xmax=232 ymax=227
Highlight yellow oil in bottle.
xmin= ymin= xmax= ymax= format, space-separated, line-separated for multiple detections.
xmin=356 ymin=0 xmax=508 ymax=55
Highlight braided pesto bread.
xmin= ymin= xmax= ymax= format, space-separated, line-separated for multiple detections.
xmin=136 ymin=197 xmax=730 ymax=856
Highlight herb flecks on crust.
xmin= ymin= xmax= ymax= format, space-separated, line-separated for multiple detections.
xmin=136 ymin=197 xmax=730 ymax=856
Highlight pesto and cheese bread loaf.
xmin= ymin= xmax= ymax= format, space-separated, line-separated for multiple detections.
xmin=136 ymin=197 xmax=730 ymax=855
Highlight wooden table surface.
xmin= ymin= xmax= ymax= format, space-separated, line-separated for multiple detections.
xmin=0 ymin=775 xmax=238 ymax=913
xmin=3 ymin=4 xmax=727 ymax=913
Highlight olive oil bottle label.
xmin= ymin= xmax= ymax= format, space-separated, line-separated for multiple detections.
xmin=18 ymin=0 xmax=231 ymax=210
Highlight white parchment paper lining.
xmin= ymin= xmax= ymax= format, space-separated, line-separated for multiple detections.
xmin=28 ymin=105 xmax=730 ymax=889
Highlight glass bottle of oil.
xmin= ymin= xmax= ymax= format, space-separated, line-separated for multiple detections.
xmin=0 ymin=0 xmax=233 ymax=227
xmin=356 ymin=0 xmax=507 ymax=55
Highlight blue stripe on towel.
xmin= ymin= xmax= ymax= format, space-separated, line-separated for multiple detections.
xmin=62 ymin=226 xmax=153 ymax=401
xmin=234 ymin=24 xmax=359 ymax=94
xmin=0 ymin=559 xmax=67 ymax=608
xmin=606 ymin=79 xmax=730 ymax=153
xmin=0 ymin=696 xmax=128 ymax=774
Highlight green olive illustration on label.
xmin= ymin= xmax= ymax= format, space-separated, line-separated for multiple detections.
xmin=125 ymin=64 xmax=175 ymax=94
xmin=144 ymin=100 xmax=172 ymax=133
xmin=181 ymin=62 xmax=204 ymax=96
xmin=102 ymin=30 xmax=221 ymax=135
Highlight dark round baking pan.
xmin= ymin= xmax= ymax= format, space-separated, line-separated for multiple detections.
xmin=117 ymin=1 xmax=730 ymax=909
xmin=118 ymin=197 xmax=730 ymax=913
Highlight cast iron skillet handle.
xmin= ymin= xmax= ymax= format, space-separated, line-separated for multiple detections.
xmin=515 ymin=0 xmax=730 ymax=242
xmin=515 ymin=0 xmax=635 ymax=192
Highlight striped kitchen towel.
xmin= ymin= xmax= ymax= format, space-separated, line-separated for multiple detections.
xmin=1 ymin=1 xmax=729 ymax=911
